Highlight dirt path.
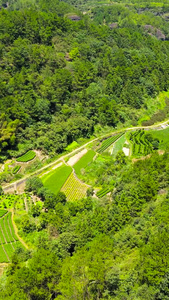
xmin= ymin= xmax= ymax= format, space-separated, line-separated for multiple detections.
xmin=72 ymin=169 xmax=91 ymax=188
xmin=7 ymin=218 xmax=16 ymax=244
xmin=2 ymin=119 xmax=169 ymax=193
xmin=11 ymin=210 xmax=29 ymax=249
xmin=24 ymin=197 xmax=28 ymax=212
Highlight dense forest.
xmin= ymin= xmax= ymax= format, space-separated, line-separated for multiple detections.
xmin=1 ymin=0 xmax=169 ymax=161
xmin=1 ymin=0 xmax=169 ymax=299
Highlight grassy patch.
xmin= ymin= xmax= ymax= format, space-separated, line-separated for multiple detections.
xmin=74 ymin=150 xmax=95 ymax=176
xmin=112 ymin=134 xmax=126 ymax=156
xmin=149 ymin=127 xmax=169 ymax=150
xmin=65 ymin=141 xmax=79 ymax=151
xmin=41 ymin=165 xmax=72 ymax=194
xmin=16 ymin=150 xmax=36 ymax=162
xmin=61 ymin=172 xmax=87 ymax=201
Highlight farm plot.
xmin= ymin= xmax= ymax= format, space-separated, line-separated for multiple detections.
xmin=96 ymin=187 xmax=113 ymax=198
xmin=16 ymin=150 xmax=36 ymax=162
xmin=41 ymin=164 xmax=72 ymax=195
xmin=98 ymin=133 xmax=124 ymax=153
xmin=61 ymin=172 xmax=88 ymax=201
xmin=112 ymin=134 xmax=126 ymax=156
xmin=129 ymin=130 xmax=153 ymax=157
xmin=74 ymin=150 xmax=95 ymax=176
xmin=12 ymin=165 xmax=21 ymax=174
xmin=0 ymin=212 xmax=23 ymax=263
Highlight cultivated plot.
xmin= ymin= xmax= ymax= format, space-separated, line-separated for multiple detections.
xmin=61 ymin=172 xmax=88 ymax=201
xmin=41 ymin=164 xmax=72 ymax=194
xmin=74 ymin=150 xmax=95 ymax=176
xmin=98 ymin=133 xmax=124 ymax=153
xmin=16 ymin=150 xmax=36 ymax=162
xmin=0 ymin=211 xmax=23 ymax=263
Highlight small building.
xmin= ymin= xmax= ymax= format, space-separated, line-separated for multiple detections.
xmin=109 ymin=23 xmax=118 ymax=29
xmin=67 ymin=15 xmax=81 ymax=21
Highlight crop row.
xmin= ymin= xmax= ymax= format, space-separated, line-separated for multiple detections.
xmin=16 ymin=150 xmax=36 ymax=162
xmin=98 ymin=133 xmax=124 ymax=153
xmin=62 ymin=173 xmax=87 ymax=201
xmin=96 ymin=187 xmax=113 ymax=198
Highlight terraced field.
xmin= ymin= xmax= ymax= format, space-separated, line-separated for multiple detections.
xmin=0 ymin=211 xmax=23 ymax=263
xmin=61 ymin=172 xmax=88 ymax=201
xmin=129 ymin=130 xmax=153 ymax=157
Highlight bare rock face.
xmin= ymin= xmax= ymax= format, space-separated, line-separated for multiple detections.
xmin=143 ymin=24 xmax=165 ymax=40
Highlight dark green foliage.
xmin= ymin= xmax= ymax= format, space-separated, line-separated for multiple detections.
xmin=25 ymin=176 xmax=43 ymax=194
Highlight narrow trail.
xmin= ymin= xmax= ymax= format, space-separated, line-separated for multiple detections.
xmin=24 ymin=197 xmax=28 ymax=213
xmin=7 ymin=218 xmax=16 ymax=244
xmin=2 ymin=119 xmax=169 ymax=193
xmin=11 ymin=210 xmax=29 ymax=249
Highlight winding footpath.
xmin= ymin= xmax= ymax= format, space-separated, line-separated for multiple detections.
xmin=2 ymin=118 xmax=169 ymax=193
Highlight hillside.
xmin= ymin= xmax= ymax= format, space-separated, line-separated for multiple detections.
xmin=1 ymin=0 xmax=169 ymax=299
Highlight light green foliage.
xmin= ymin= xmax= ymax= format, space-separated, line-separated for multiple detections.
xmin=74 ymin=150 xmax=95 ymax=176
xmin=16 ymin=151 xmax=36 ymax=162
xmin=0 ymin=209 xmax=7 ymax=218
xmin=98 ymin=133 xmax=124 ymax=153
xmin=149 ymin=127 xmax=169 ymax=150
xmin=61 ymin=172 xmax=87 ymax=201
xmin=65 ymin=141 xmax=79 ymax=151
xmin=112 ymin=134 xmax=126 ymax=156
xmin=42 ymin=165 xmax=72 ymax=194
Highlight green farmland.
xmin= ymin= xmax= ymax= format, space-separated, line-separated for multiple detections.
xmin=42 ymin=164 xmax=72 ymax=194
xmin=16 ymin=150 xmax=36 ymax=162
xmin=112 ymin=134 xmax=126 ymax=156
xmin=0 ymin=211 xmax=23 ymax=263
xmin=74 ymin=150 xmax=95 ymax=177
xmin=61 ymin=172 xmax=87 ymax=201
xmin=98 ymin=133 xmax=124 ymax=153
